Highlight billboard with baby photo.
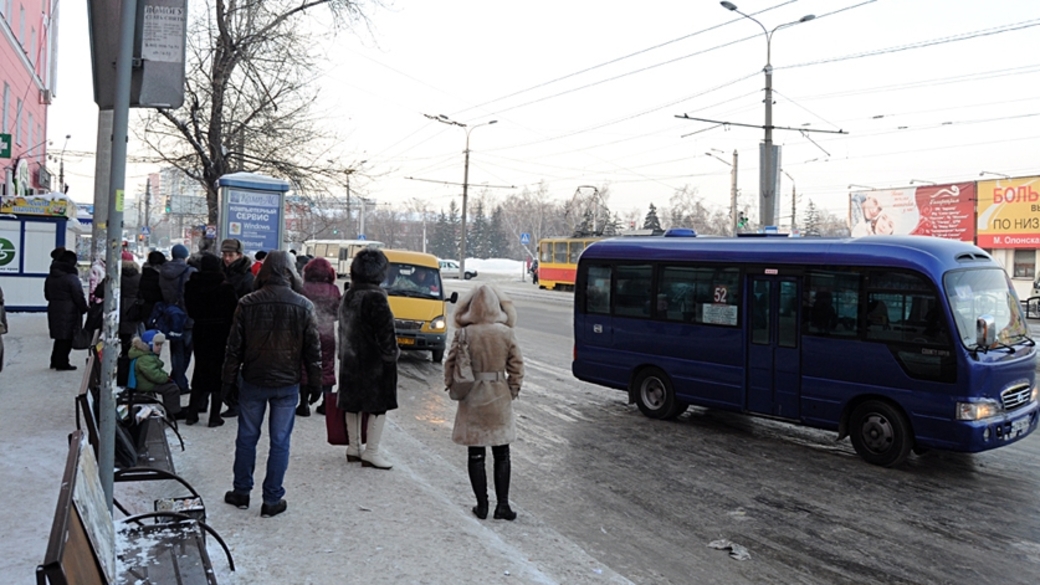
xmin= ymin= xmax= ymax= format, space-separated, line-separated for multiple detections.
xmin=848 ymin=183 xmax=975 ymax=242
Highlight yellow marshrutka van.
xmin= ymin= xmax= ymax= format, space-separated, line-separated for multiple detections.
xmin=380 ymin=249 xmax=458 ymax=362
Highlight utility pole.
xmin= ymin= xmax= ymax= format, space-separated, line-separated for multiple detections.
xmin=730 ymin=150 xmax=739 ymax=235
xmin=144 ymin=180 xmax=151 ymax=248
xmin=423 ymin=114 xmax=496 ymax=279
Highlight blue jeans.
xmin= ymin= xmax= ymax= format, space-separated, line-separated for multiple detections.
xmin=232 ymin=380 xmax=298 ymax=504
xmin=169 ymin=328 xmax=193 ymax=392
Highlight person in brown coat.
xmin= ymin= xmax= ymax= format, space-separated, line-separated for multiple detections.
xmin=444 ymin=284 xmax=524 ymax=520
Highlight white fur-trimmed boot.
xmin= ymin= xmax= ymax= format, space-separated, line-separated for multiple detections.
xmin=345 ymin=412 xmax=362 ymax=463
xmin=361 ymin=414 xmax=392 ymax=470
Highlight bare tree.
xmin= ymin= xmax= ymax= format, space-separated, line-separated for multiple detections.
xmin=137 ymin=1 xmax=375 ymax=224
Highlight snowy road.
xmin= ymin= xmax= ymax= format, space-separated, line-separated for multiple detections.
xmin=428 ymin=276 xmax=1040 ymax=584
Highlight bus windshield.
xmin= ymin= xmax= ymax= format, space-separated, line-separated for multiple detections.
xmin=382 ymin=264 xmax=443 ymax=300
xmin=944 ymin=268 xmax=1030 ymax=348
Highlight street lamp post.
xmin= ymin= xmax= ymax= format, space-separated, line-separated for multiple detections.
xmin=720 ymin=2 xmax=814 ymax=227
xmin=979 ymin=171 xmax=1012 ymax=180
xmin=58 ymin=134 xmax=70 ymax=193
xmin=425 ymin=114 xmax=497 ymax=279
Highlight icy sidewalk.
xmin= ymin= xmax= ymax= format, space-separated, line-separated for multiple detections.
xmin=0 ymin=312 xmax=629 ymax=584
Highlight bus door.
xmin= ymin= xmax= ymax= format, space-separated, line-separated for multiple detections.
xmin=747 ymin=275 xmax=802 ymax=419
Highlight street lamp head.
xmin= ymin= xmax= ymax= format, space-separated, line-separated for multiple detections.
xmin=720 ymin=1 xmax=738 ymax=11
xmin=488 ymin=120 xmax=498 ymax=125
xmin=800 ymin=15 xmax=816 ymax=23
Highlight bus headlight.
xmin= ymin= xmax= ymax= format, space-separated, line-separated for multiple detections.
xmin=431 ymin=316 xmax=447 ymax=331
xmin=956 ymin=399 xmax=1001 ymax=421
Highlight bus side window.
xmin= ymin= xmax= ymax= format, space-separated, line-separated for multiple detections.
xmin=569 ymin=241 xmax=585 ymax=264
xmin=614 ymin=265 xmax=652 ymax=318
xmin=804 ymin=270 xmax=860 ymax=337
xmin=540 ymin=243 xmax=551 ymax=264
xmin=585 ymin=266 xmax=612 ymax=314
xmin=554 ymin=242 xmax=568 ymax=264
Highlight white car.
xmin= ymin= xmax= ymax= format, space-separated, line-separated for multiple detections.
xmin=439 ymin=259 xmax=477 ymax=280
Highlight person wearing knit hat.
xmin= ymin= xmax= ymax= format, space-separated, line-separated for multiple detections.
xmin=220 ymin=238 xmax=254 ymax=299
xmin=159 ymin=244 xmax=197 ymax=394
xmin=128 ymin=330 xmax=184 ymax=418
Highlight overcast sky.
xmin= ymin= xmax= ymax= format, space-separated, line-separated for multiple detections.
xmin=49 ymin=0 xmax=1040 ymax=226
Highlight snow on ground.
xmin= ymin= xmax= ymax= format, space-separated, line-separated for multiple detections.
xmin=463 ymin=258 xmax=526 ymax=275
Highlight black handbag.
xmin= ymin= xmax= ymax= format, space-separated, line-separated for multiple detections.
xmin=72 ymin=303 xmax=103 ymax=350
xmin=125 ymin=298 xmax=145 ymax=322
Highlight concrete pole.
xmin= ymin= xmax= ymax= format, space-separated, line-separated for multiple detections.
xmin=761 ymin=56 xmax=776 ymax=228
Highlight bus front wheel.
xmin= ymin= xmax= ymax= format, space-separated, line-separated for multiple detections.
xmin=634 ymin=368 xmax=686 ymax=420
xmin=432 ymin=348 xmax=445 ymax=363
xmin=849 ymin=400 xmax=913 ymax=467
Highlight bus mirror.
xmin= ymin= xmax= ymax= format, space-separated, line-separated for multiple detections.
xmin=449 ymin=291 xmax=459 ymax=304
xmin=976 ymin=315 xmax=996 ymax=348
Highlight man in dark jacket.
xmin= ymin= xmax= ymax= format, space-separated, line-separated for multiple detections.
xmin=44 ymin=250 xmax=87 ymax=370
xmin=159 ymin=244 xmax=197 ymax=393
xmin=220 ymin=238 xmax=254 ymax=299
xmin=222 ymin=250 xmax=321 ymax=518
xmin=137 ymin=250 xmax=166 ymax=324
xmin=184 ymin=253 xmax=239 ymax=427
xmin=119 ymin=260 xmax=142 ymax=357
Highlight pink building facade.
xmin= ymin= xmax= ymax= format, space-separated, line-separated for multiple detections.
xmin=1 ymin=0 xmax=58 ymax=197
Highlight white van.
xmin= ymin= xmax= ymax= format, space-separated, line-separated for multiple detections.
xmin=438 ymin=259 xmax=477 ymax=280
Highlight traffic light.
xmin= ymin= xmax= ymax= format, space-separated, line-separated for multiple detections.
xmin=737 ymin=212 xmax=748 ymax=228
xmin=164 ymin=197 xmax=171 ymax=213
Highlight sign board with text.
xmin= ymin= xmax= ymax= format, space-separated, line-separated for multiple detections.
xmin=217 ymin=172 xmax=290 ymax=255
xmin=87 ymin=0 xmax=187 ymax=109
xmin=977 ymin=176 xmax=1040 ymax=248
xmin=849 ymin=182 xmax=975 ymax=242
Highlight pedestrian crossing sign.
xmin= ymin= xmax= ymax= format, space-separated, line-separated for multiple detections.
xmin=520 ymin=232 xmax=530 ymax=245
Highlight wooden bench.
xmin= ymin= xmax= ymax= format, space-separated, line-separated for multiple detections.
xmin=77 ymin=345 xmax=184 ymax=476
xmin=36 ymin=430 xmax=234 ymax=585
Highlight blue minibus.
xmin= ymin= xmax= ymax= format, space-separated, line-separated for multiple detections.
xmin=572 ymin=235 xmax=1039 ymax=466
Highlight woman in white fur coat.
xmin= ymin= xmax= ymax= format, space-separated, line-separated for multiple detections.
xmin=444 ymin=284 xmax=524 ymax=520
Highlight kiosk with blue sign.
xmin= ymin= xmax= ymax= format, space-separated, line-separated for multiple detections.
xmin=217 ymin=172 xmax=290 ymax=255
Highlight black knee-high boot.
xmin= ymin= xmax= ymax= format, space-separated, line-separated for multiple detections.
xmin=468 ymin=447 xmax=488 ymax=519
xmin=492 ymin=444 xmax=517 ymax=520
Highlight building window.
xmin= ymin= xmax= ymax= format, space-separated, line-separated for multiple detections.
xmin=14 ymin=98 xmax=22 ymax=145
xmin=2 ymin=83 xmax=9 ymax=134
xmin=1013 ymin=250 xmax=1035 ymax=279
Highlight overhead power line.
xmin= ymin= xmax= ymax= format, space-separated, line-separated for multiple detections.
xmin=782 ymin=19 xmax=1040 ymax=70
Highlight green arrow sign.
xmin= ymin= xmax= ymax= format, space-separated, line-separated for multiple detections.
xmin=0 ymin=133 xmax=11 ymax=158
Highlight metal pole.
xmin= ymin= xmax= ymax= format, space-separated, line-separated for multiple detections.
xmin=460 ymin=138 xmax=470 ymax=280
xmin=730 ymin=149 xmax=739 ymax=235
xmin=99 ymin=0 xmax=138 ymax=511
xmin=144 ymin=180 xmax=151 ymax=248
xmin=791 ymin=178 xmax=797 ymax=232
xmin=345 ymin=171 xmax=351 ymax=238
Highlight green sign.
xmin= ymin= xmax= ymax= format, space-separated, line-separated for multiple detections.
xmin=0 ymin=237 xmax=17 ymax=271
xmin=0 ymin=133 xmax=11 ymax=159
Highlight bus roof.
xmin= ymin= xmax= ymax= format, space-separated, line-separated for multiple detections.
xmin=580 ymin=235 xmax=998 ymax=277
xmin=383 ymin=249 xmax=440 ymax=268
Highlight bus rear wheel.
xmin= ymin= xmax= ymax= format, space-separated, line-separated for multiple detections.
xmin=634 ymin=368 xmax=686 ymax=420
xmin=849 ymin=400 xmax=913 ymax=467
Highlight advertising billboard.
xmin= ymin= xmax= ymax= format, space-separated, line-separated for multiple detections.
xmin=849 ymin=182 xmax=975 ymax=241
xmin=976 ymin=176 xmax=1040 ymax=248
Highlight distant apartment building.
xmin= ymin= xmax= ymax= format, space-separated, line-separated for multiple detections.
xmin=1 ymin=0 xmax=58 ymax=197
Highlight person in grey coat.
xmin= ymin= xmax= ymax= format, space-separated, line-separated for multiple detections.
xmin=44 ymin=250 xmax=87 ymax=370
xmin=337 ymin=249 xmax=399 ymax=470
